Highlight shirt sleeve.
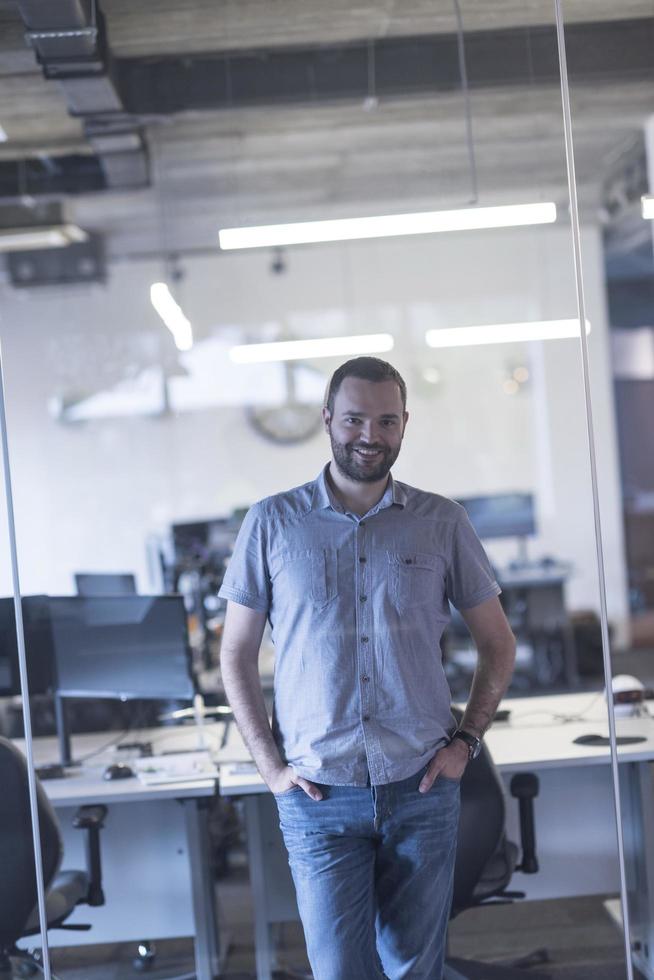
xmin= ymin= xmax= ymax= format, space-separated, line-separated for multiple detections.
xmin=218 ymin=502 xmax=271 ymax=613
xmin=446 ymin=510 xmax=501 ymax=610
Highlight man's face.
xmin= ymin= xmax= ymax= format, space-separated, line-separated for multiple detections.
xmin=323 ymin=376 xmax=408 ymax=483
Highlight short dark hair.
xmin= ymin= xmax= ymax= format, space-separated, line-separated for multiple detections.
xmin=324 ymin=357 xmax=407 ymax=416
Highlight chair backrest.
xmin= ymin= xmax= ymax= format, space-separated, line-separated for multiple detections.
xmin=451 ymin=716 xmax=509 ymax=916
xmin=0 ymin=737 xmax=62 ymax=949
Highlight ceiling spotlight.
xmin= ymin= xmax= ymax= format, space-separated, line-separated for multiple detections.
xmin=642 ymin=195 xmax=654 ymax=220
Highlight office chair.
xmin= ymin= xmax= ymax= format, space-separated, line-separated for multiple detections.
xmin=0 ymin=737 xmax=107 ymax=980
xmin=444 ymin=713 xmax=546 ymax=980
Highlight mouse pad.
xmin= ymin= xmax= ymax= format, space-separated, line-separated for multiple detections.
xmin=573 ymin=734 xmax=646 ymax=747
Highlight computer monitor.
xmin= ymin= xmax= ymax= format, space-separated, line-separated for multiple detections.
xmin=74 ymin=573 xmax=137 ymax=596
xmin=0 ymin=595 xmax=57 ymax=697
xmin=456 ymin=493 xmax=536 ymax=541
xmin=50 ymin=595 xmax=195 ymax=701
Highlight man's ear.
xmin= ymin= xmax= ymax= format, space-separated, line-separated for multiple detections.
xmin=322 ymin=407 xmax=331 ymax=431
xmin=402 ymin=410 xmax=409 ymax=431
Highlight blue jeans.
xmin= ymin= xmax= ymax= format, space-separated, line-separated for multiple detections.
xmin=274 ymin=766 xmax=460 ymax=980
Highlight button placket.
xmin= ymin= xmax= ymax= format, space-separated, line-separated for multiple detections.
xmin=357 ymin=521 xmax=373 ymax=727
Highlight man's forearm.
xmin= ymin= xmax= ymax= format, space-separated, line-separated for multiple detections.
xmin=461 ymin=637 xmax=516 ymax=738
xmin=221 ymin=657 xmax=285 ymax=785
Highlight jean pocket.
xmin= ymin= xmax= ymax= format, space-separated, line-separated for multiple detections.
xmin=434 ymin=775 xmax=462 ymax=788
xmin=388 ymin=552 xmax=444 ymax=614
xmin=273 ymin=784 xmax=304 ymax=799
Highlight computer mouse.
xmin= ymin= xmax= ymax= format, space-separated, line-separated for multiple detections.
xmin=103 ymin=762 xmax=135 ymax=781
xmin=574 ymin=733 xmax=609 ymax=746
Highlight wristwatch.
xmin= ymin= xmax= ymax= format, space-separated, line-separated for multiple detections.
xmin=451 ymin=728 xmax=483 ymax=760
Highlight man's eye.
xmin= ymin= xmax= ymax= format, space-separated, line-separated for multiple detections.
xmin=346 ymin=417 xmax=361 ymax=424
xmin=381 ymin=420 xmax=395 ymax=427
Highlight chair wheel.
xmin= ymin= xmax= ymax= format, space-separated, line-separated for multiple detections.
xmin=14 ymin=962 xmax=39 ymax=978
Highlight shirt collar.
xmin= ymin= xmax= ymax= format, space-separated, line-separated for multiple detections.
xmin=311 ymin=463 xmax=407 ymax=512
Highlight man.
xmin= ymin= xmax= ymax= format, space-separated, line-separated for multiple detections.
xmin=219 ymin=357 xmax=516 ymax=980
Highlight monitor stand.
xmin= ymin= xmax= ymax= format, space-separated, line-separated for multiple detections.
xmin=55 ymin=694 xmax=74 ymax=768
xmin=514 ymin=535 xmax=529 ymax=569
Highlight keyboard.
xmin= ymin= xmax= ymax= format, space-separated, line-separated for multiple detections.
xmin=134 ymin=750 xmax=218 ymax=786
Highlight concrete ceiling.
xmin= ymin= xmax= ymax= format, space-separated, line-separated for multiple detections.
xmin=0 ymin=0 xmax=653 ymax=258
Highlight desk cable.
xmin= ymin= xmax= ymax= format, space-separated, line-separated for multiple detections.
xmin=507 ymin=692 xmax=604 ymax=728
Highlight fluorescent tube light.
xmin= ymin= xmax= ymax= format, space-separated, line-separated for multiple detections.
xmin=219 ymin=202 xmax=557 ymax=250
xmin=150 ymin=282 xmax=194 ymax=352
xmin=642 ymin=195 xmax=654 ymax=220
xmin=0 ymin=124 xmax=7 ymax=142
xmin=229 ymin=333 xmax=394 ymax=364
xmin=0 ymin=223 xmax=88 ymax=252
xmin=425 ymin=319 xmax=591 ymax=349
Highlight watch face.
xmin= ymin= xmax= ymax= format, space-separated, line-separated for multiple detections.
xmin=470 ymin=740 xmax=482 ymax=760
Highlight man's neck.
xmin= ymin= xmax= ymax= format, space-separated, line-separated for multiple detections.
xmin=326 ymin=461 xmax=390 ymax=518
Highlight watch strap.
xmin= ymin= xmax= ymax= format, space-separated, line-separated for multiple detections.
xmin=451 ymin=728 xmax=482 ymax=759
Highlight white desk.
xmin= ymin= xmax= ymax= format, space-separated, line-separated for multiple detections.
xmin=17 ymin=723 xmax=230 ymax=980
xmin=219 ymin=692 xmax=654 ymax=980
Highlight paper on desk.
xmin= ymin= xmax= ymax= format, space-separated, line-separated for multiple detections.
xmin=134 ymin=750 xmax=218 ymax=785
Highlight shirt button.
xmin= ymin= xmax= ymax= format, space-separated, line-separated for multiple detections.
xmin=360 ymin=521 xmax=366 ymax=528
xmin=361 ymin=675 xmax=370 ymax=682
xmin=359 ymin=595 xmax=367 ymax=602
xmin=405 ymin=558 xmax=413 ymax=565
xmin=361 ymin=636 xmax=369 ymax=643
xmin=362 ymin=714 xmax=370 ymax=722
xmin=359 ymin=556 xmax=367 ymax=563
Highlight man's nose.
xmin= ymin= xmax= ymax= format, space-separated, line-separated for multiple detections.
xmin=360 ymin=422 xmax=378 ymax=443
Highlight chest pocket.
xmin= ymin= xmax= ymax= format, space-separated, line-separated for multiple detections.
xmin=274 ymin=548 xmax=338 ymax=606
xmin=389 ymin=552 xmax=444 ymax=615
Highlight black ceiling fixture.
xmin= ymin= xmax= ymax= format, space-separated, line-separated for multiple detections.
xmin=114 ymin=18 xmax=654 ymax=116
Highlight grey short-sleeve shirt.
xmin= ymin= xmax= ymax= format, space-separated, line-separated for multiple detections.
xmin=218 ymin=465 xmax=500 ymax=786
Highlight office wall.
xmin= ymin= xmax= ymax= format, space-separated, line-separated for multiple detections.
xmin=0 ymin=222 xmax=629 ymax=641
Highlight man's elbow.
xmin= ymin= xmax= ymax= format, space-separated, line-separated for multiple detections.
xmin=479 ymin=627 xmax=517 ymax=669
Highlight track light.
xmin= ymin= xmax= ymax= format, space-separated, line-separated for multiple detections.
xmin=150 ymin=282 xmax=193 ymax=351
xmin=0 ymin=223 xmax=87 ymax=252
xmin=219 ymin=202 xmax=557 ymax=250
xmin=229 ymin=333 xmax=394 ymax=364
xmin=425 ymin=319 xmax=591 ymax=349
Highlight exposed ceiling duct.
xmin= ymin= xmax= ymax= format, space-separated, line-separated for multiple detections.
xmin=15 ymin=0 xmax=149 ymax=190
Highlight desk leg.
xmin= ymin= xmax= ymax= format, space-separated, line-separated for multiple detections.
xmin=183 ymin=798 xmax=221 ymax=980
xmin=243 ymin=796 xmax=276 ymax=980
xmin=621 ymin=762 xmax=654 ymax=980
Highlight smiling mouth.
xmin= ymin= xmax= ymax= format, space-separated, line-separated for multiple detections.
xmin=353 ymin=447 xmax=383 ymax=459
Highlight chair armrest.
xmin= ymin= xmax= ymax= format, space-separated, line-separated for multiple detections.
xmin=510 ymin=773 xmax=540 ymax=874
xmin=72 ymin=804 xmax=108 ymax=906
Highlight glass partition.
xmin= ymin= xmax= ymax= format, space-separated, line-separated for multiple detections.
xmin=0 ymin=0 xmax=639 ymax=976
xmin=0 ymin=348 xmax=56 ymax=977
xmin=562 ymin=4 xmax=654 ymax=979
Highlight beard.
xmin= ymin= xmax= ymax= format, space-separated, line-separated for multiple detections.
xmin=329 ymin=430 xmax=401 ymax=483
